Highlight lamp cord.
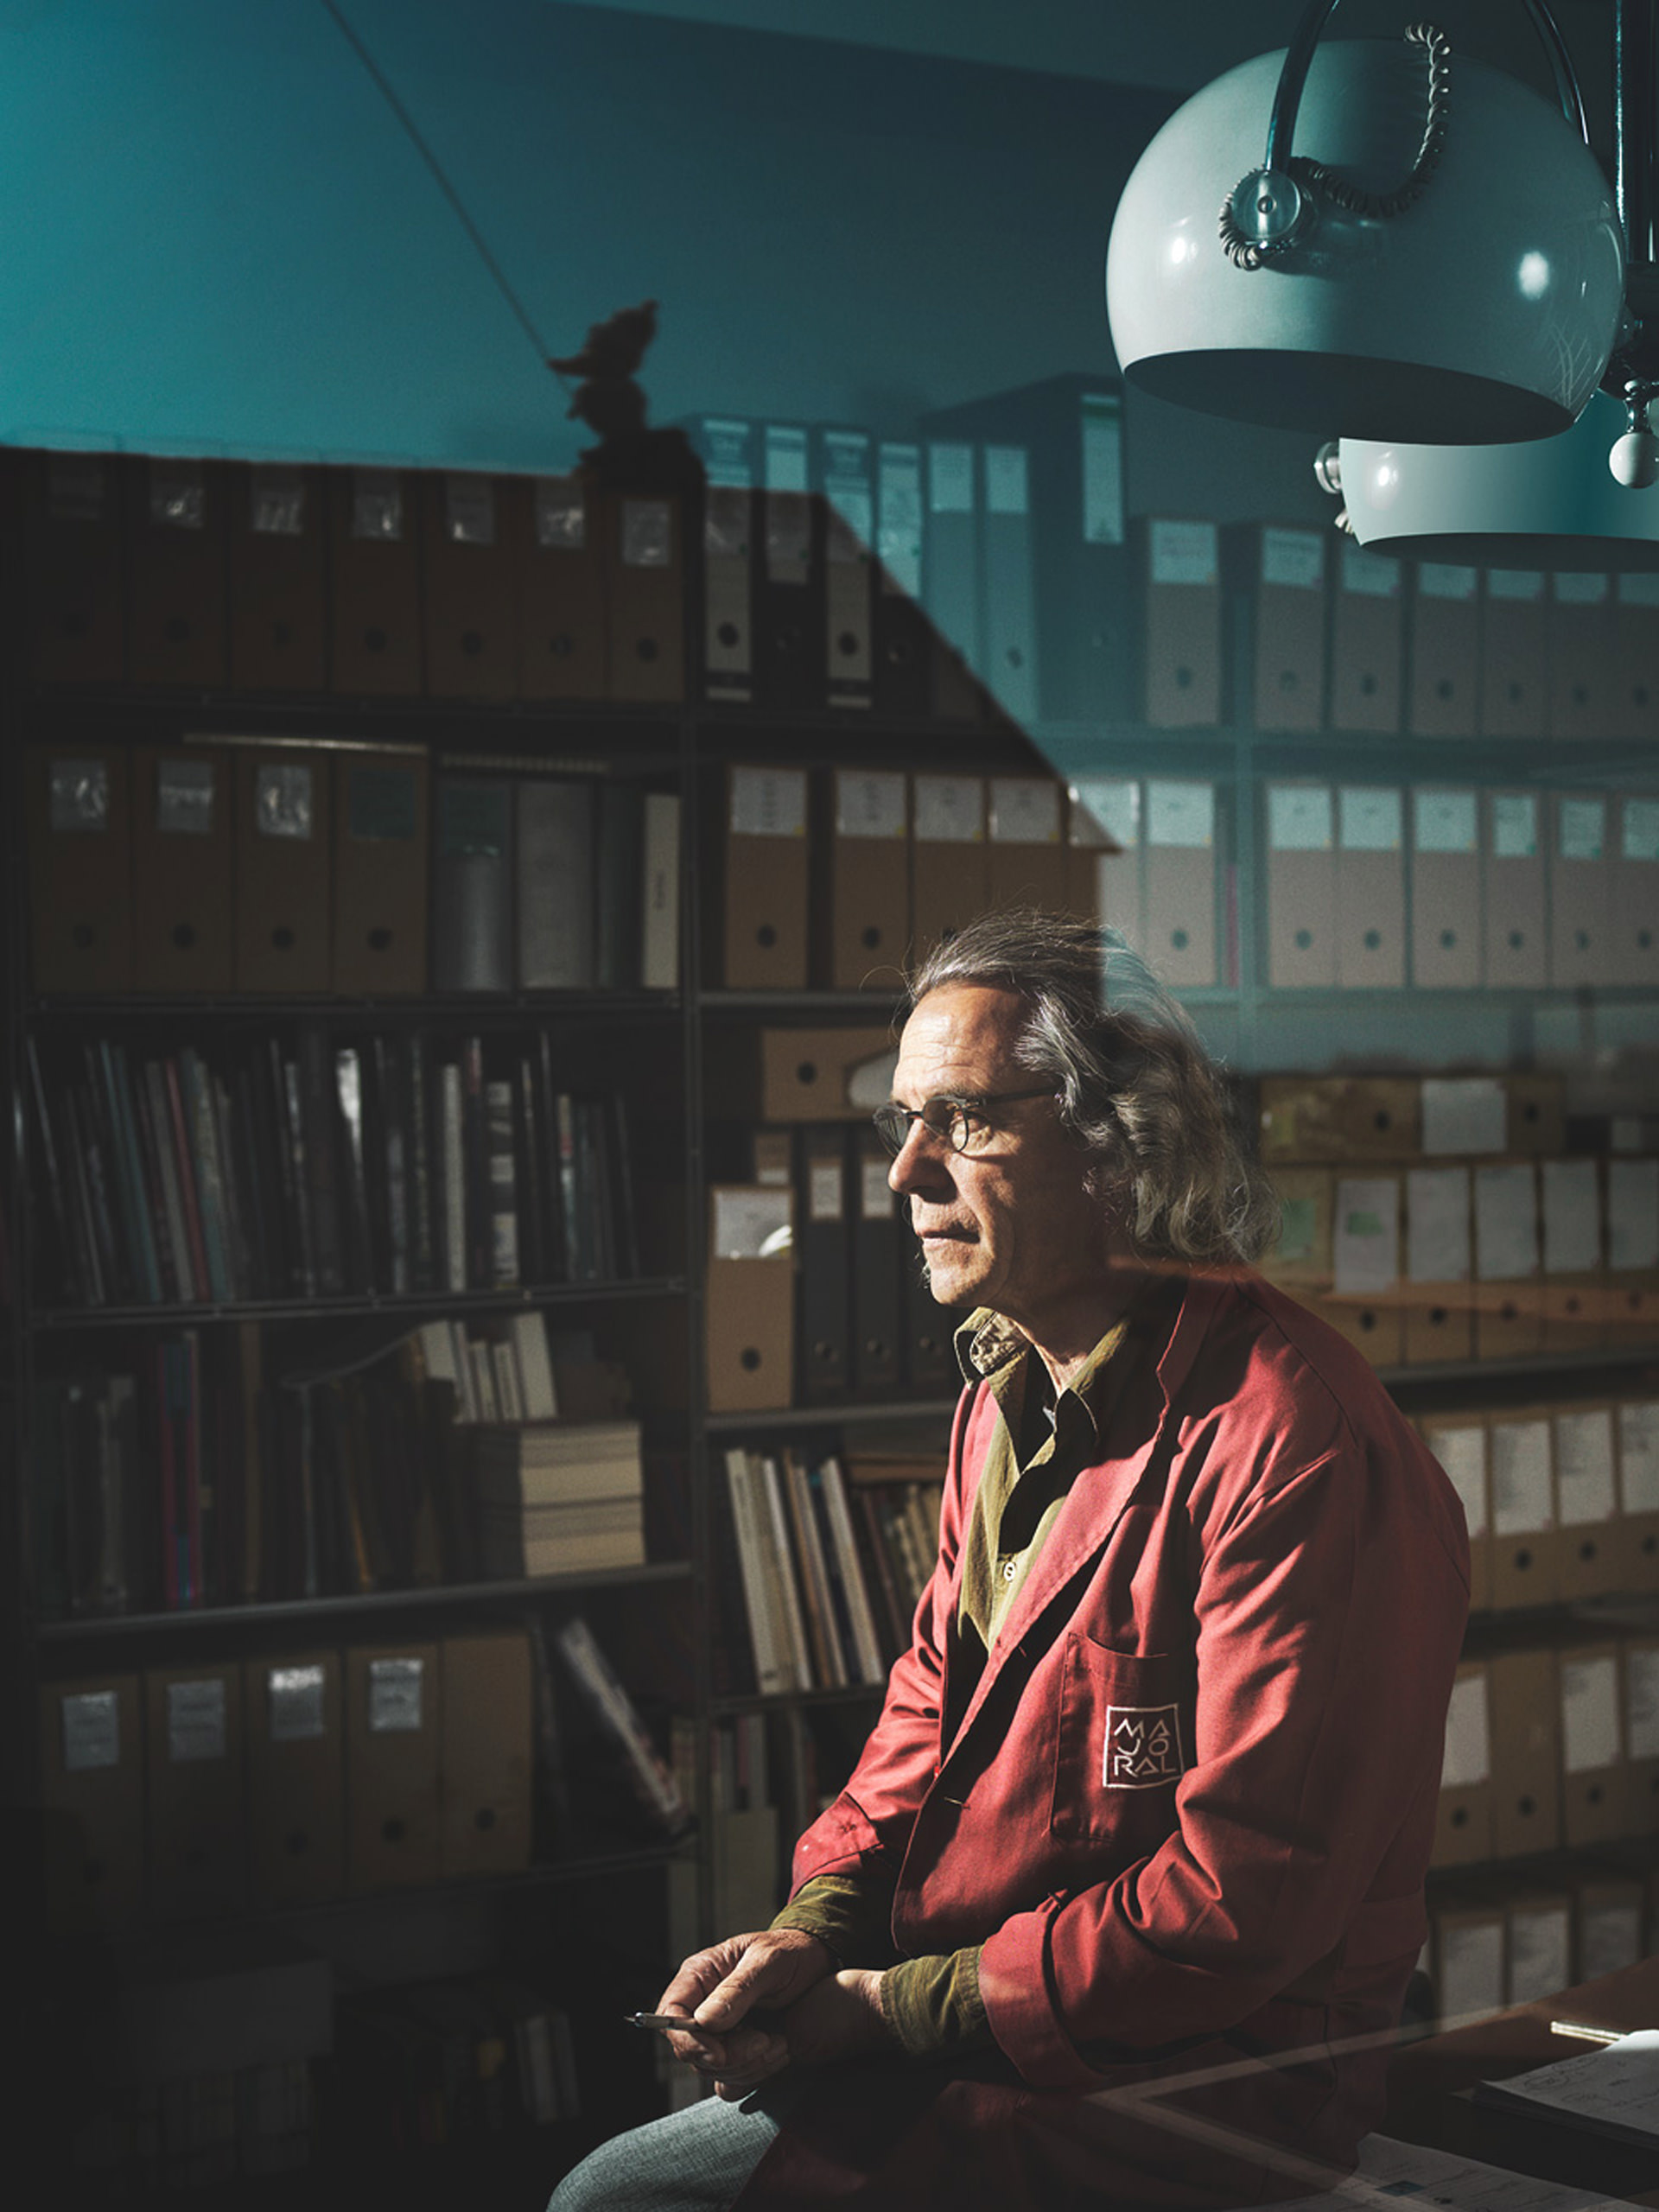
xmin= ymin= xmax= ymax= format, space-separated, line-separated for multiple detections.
xmin=315 ymin=0 xmax=569 ymax=385
xmin=1220 ymin=22 xmax=1452 ymax=267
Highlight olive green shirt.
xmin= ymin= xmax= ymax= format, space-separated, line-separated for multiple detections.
xmin=772 ymin=1301 xmax=1144 ymax=2058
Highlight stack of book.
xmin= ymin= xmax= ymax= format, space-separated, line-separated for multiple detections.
xmin=474 ymin=1421 xmax=645 ymax=1578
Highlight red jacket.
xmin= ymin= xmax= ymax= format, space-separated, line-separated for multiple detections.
xmin=738 ymin=1272 xmax=1470 ymax=2210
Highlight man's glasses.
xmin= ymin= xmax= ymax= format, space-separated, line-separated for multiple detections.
xmin=871 ymin=1090 xmax=1056 ymax=1160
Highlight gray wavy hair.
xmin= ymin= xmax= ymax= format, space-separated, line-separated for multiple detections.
xmin=906 ymin=908 xmax=1279 ymax=1268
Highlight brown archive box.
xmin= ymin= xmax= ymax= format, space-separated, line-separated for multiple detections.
xmin=125 ymin=457 xmax=229 ymax=689
xmin=1139 ymin=518 xmax=1222 ymax=726
xmin=39 ymin=1675 xmax=146 ymax=1935
xmin=243 ymin=1651 xmax=346 ymax=1910
xmin=1410 ymin=785 xmax=1482 ymax=990
xmin=144 ymin=1663 xmax=248 ymax=1922
xmin=1616 ymin=1399 xmax=1659 ymax=1596
xmin=1472 ymin=1160 xmax=1543 ymax=1363
xmin=1622 ymin=1634 xmax=1659 ymax=1832
xmin=1553 ymin=1404 xmax=1624 ymax=1601
xmin=1257 ymin=1165 xmax=1332 ymax=1319
xmin=1488 ymin=1410 xmax=1559 ymax=1609
xmin=232 ymin=745 xmax=334 ymax=993
xmin=1558 ymin=1640 xmax=1630 ymax=1846
xmin=1143 ymin=779 xmax=1219 ymax=988
xmin=1478 ymin=569 xmax=1549 ymax=738
xmin=327 ymin=467 xmax=423 ymax=695
xmin=1262 ymin=782 xmax=1336 ymax=989
xmin=1506 ymin=1072 xmax=1567 ymax=1156
xmin=1489 ymin=1644 xmax=1562 ymax=1859
xmin=1319 ymin=1171 xmax=1404 ymax=1367
xmin=226 ymin=463 xmax=327 ymax=691
xmin=24 ymin=744 xmax=135 ymax=993
xmin=752 ymin=1027 xmax=898 ymax=1124
xmin=1402 ymin=1164 xmax=1475 ymax=1366
xmin=1419 ymin=1411 xmax=1491 ymax=1612
xmin=1541 ymin=1157 xmax=1606 ymax=1359
xmin=1482 ymin=790 xmax=1548 ymax=992
xmin=1329 ymin=540 xmax=1402 ymax=733
xmin=987 ymin=775 xmax=1066 ymax=913
xmin=18 ymin=449 xmax=127 ymax=685
xmin=1611 ymin=572 xmax=1659 ymax=740
xmin=518 ymin=471 xmax=607 ymax=701
xmin=1335 ymin=785 xmax=1406 ymax=990
xmin=331 ymin=749 xmax=429 ymax=995
xmin=1548 ymin=572 xmax=1616 ymax=741
xmin=606 ymin=488 xmax=685 ymax=703
xmin=1548 ymin=792 xmax=1613 ymax=989
xmin=439 ymin=1632 xmax=534 ymax=1879
xmin=346 ymin=1643 xmax=442 ymax=1892
xmin=1408 ymin=563 xmax=1479 ymax=737
xmin=826 ymin=768 xmax=910 ymax=991
xmin=420 ymin=472 xmax=518 ymax=698
xmin=1257 ymin=1075 xmax=1421 ymax=1164
xmin=130 ymin=746 xmax=234 ymax=994
xmin=706 ymin=1185 xmax=795 ymax=1414
xmin=1244 ymin=522 xmax=1326 ymax=734
xmin=721 ymin=765 xmax=809 ymax=989
xmin=1433 ymin=1661 xmax=1494 ymax=1867
xmin=1605 ymin=1157 xmax=1659 ymax=1347
xmin=1063 ymin=779 xmax=1129 ymax=932
xmin=910 ymin=772 xmax=989 ymax=955
xmin=1611 ymin=792 xmax=1659 ymax=989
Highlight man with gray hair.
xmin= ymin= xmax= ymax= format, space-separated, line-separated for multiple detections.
xmin=554 ymin=910 xmax=1469 ymax=2212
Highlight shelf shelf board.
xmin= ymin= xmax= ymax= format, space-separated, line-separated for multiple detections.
xmin=34 ymin=1560 xmax=695 ymax=1640
xmin=26 ymin=988 xmax=683 ymax=1023
xmin=29 ymin=1275 xmax=689 ymax=1332
xmin=1377 ymin=1342 xmax=1659 ymax=1392
xmin=710 ymin=1681 xmax=886 ymax=1715
xmin=703 ymin=1396 xmax=960 ymax=1434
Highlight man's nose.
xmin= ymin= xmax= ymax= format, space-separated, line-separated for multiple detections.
xmin=888 ymin=1121 xmax=951 ymax=1196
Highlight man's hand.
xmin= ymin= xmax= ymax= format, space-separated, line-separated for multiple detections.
xmin=652 ymin=1930 xmax=894 ymax=2100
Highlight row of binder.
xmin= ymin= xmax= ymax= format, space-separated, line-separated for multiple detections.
xmin=16 ymin=451 xmax=684 ymax=703
xmin=717 ymin=763 xmax=1193 ymax=991
xmin=40 ymin=1632 xmax=533 ymax=1934
xmin=1433 ymin=1626 xmax=1658 ymax=1866
xmin=1255 ymin=780 xmax=1659 ymax=993
xmin=24 ymin=742 xmax=679 ymax=997
xmin=1416 ymin=1395 xmax=1659 ymax=1611
xmin=1427 ymin=1861 xmax=1654 ymax=2020
xmin=1257 ymin=1071 xmax=1566 ymax=1165
xmin=26 ymin=418 xmax=1659 ymax=740
xmin=703 ymin=1141 xmax=950 ymax=1413
xmin=1262 ymin=1155 xmax=1659 ymax=1368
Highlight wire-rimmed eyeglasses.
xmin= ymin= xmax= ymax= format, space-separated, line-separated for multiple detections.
xmin=871 ymin=1090 xmax=1057 ymax=1160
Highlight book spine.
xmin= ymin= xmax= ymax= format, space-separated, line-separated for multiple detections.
xmin=407 ymin=1031 xmax=436 ymax=1294
xmin=334 ymin=1044 xmax=374 ymax=1293
xmin=781 ymin=1451 xmax=842 ymax=1688
xmin=854 ymin=1484 xmax=909 ymax=1662
xmin=162 ymin=1055 xmax=212 ymax=1301
xmin=279 ymin=1053 xmax=318 ymax=1300
xmin=554 ymin=1615 xmax=689 ymax=1834
xmin=441 ymin=1061 xmax=467 ymax=1294
xmin=554 ymin=1092 xmax=581 ymax=1281
xmin=139 ymin=1059 xmax=191 ymax=1302
xmin=372 ymin=1033 xmax=410 ymax=1296
xmin=819 ymin=1454 xmax=887 ymax=1685
xmin=297 ymin=1026 xmax=346 ymax=1298
xmin=60 ymin=1089 xmax=108 ymax=1306
xmin=514 ymin=1052 xmax=546 ymax=1287
xmin=24 ymin=1037 xmax=78 ymax=1303
xmin=724 ymin=1448 xmax=783 ymax=1694
xmin=485 ymin=1077 xmax=520 ymax=1287
xmin=105 ymin=1044 xmax=163 ymax=1304
xmin=758 ymin=1454 xmax=812 ymax=1692
xmin=180 ymin=1052 xmax=232 ymax=1301
xmin=639 ymin=790 xmax=681 ymax=991
xmin=462 ymin=1037 xmax=490 ymax=1291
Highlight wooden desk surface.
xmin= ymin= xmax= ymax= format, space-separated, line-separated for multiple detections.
xmin=1385 ymin=1957 xmax=1659 ymax=2207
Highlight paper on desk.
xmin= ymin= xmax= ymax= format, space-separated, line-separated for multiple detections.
xmin=1264 ymin=2130 xmax=1648 ymax=2212
xmin=1471 ymin=2032 xmax=1659 ymax=2152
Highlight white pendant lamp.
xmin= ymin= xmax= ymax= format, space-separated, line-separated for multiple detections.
xmin=1338 ymin=391 xmax=1659 ymax=567
xmin=1105 ymin=5 xmax=1624 ymax=443
xmin=1338 ymin=2 xmax=1659 ymax=569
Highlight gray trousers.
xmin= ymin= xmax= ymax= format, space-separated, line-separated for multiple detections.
xmin=547 ymin=2075 xmax=806 ymax=2212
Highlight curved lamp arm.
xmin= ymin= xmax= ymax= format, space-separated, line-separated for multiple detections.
xmin=1263 ymin=0 xmax=1587 ymax=173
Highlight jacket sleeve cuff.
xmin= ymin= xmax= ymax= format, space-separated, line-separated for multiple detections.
xmin=769 ymin=1872 xmax=899 ymax=1967
xmin=978 ymin=1903 xmax=1100 ymax=2090
xmin=880 ymin=1947 xmax=992 ymax=2060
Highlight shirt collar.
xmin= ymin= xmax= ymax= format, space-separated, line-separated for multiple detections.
xmin=953 ymin=1303 xmax=1138 ymax=1445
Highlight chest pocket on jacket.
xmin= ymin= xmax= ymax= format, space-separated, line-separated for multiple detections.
xmin=1050 ymin=1631 xmax=1192 ymax=1850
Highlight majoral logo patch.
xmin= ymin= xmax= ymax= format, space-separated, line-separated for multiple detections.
xmin=1103 ymin=1704 xmax=1185 ymax=1789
